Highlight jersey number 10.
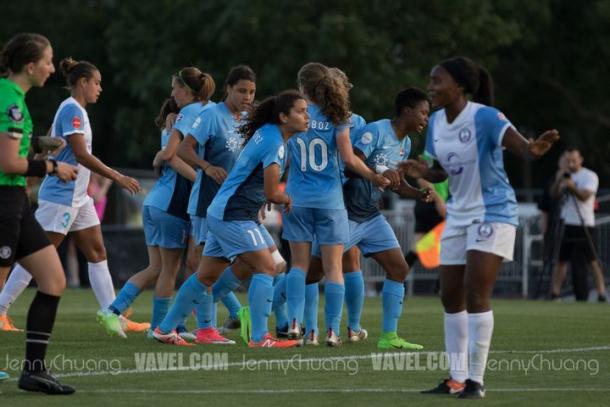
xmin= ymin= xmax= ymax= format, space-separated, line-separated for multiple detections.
xmin=296 ymin=138 xmax=328 ymax=172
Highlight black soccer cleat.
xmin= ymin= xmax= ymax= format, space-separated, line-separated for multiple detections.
xmin=457 ymin=379 xmax=485 ymax=399
xmin=421 ymin=378 xmax=465 ymax=395
xmin=18 ymin=370 xmax=75 ymax=395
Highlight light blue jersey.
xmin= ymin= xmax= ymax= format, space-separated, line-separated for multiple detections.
xmin=425 ymin=101 xmax=517 ymax=227
xmin=143 ymin=128 xmax=191 ymax=219
xmin=286 ymin=104 xmax=348 ymax=210
xmin=207 ymin=123 xmax=286 ymax=222
xmin=39 ymin=97 xmax=92 ymax=207
xmin=187 ymin=102 xmax=246 ymax=217
xmin=344 ymin=119 xmax=411 ymax=222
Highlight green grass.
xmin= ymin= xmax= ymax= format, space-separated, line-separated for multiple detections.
xmin=1 ymin=288 xmax=609 ymax=406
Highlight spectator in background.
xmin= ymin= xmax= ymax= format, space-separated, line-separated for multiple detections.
xmin=550 ymin=148 xmax=607 ymax=302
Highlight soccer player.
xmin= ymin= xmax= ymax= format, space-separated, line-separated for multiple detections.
xmin=0 ymin=32 xmax=76 ymax=394
xmin=153 ymin=90 xmax=307 ymax=348
xmin=401 ymin=56 xmax=559 ymax=398
xmin=177 ymin=66 xmax=260 ymax=337
xmin=283 ymin=62 xmax=390 ymax=347
xmin=0 ymin=57 xmax=147 ymax=333
xmin=97 ymin=78 xmax=211 ymax=337
xmin=305 ymin=88 xmax=432 ymax=348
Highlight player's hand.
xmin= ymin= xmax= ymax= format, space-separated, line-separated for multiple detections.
xmin=419 ymin=188 xmax=433 ymax=203
xmin=55 ymin=162 xmax=78 ymax=182
xmin=398 ymin=157 xmax=428 ymax=178
xmin=372 ymin=174 xmax=391 ymax=190
xmin=117 ymin=174 xmax=141 ymax=194
xmin=528 ymin=129 xmax=559 ymax=158
xmin=564 ymin=178 xmax=577 ymax=192
xmin=152 ymin=150 xmax=165 ymax=168
xmin=283 ymin=196 xmax=292 ymax=213
xmin=382 ymin=169 xmax=402 ymax=190
xmin=204 ymin=165 xmax=228 ymax=184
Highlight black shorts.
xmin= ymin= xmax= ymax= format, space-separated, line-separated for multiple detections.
xmin=559 ymin=225 xmax=596 ymax=263
xmin=0 ymin=186 xmax=51 ymax=267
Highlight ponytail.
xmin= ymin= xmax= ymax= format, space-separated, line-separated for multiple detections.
xmin=59 ymin=57 xmax=98 ymax=88
xmin=175 ymin=67 xmax=216 ymax=102
xmin=440 ymin=56 xmax=495 ymax=106
xmin=0 ymin=33 xmax=50 ymax=77
xmin=298 ymin=62 xmax=349 ymax=125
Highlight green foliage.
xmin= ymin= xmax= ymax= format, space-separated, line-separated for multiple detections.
xmin=1 ymin=0 xmax=609 ymax=186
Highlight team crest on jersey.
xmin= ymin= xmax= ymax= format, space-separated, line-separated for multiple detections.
xmin=459 ymin=128 xmax=472 ymax=143
xmin=7 ymin=104 xmax=23 ymax=122
xmin=0 ymin=246 xmax=11 ymax=259
xmin=360 ymin=132 xmax=373 ymax=145
xmin=278 ymin=145 xmax=285 ymax=160
xmin=477 ymin=223 xmax=494 ymax=239
xmin=72 ymin=116 xmax=82 ymax=129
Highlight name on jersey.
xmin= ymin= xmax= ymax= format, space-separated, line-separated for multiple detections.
xmin=310 ymin=120 xmax=331 ymax=131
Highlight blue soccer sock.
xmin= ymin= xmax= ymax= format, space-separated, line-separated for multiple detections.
xmin=221 ymin=292 xmax=241 ymax=320
xmin=158 ymin=274 xmax=207 ymax=334
xmin=151 ymin=296 xmax=171 ymax=330
xmin=212 ymin=267 xmax=243 ymax=317
xmin=344 ymin=270 xmax=364 ymax=332
xmin=382 ymin=279 xmax=405 ymax=333
xmin=272 ymin=273 xmax=289 ymax=329
xmin=108 ymin=282 xmax=141 ymax=315
xmin=249 ymin=273 xmax=273 ymax=342
xmin=286 ymin=267 xmax=306 ymax=326
xmin=195 ymin=286 xmax=214 ymax=329
xmin=304 ymin=282 xmax=319 ymax=337
xmin=324 ymin=282 xmax=345 ymax=335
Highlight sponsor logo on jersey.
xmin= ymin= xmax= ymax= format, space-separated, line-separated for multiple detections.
xmin=360 ymin=132 xmax=373 ymax=145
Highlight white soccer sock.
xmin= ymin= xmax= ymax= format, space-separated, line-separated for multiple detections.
xmin=467 ymin=310 xmax=494 ymax=384
xmin=0 ymin=264 xmax=33 ymax=315
xmin=88 ymin=260 xmax=116 ymax=309
xmin=444 ymin=310 xmax=469 ymax=383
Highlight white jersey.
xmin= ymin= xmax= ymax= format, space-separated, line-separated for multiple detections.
xmin=561 ymin=167 xmax=598 ymax=227
xmin=425 ymin=101 xmax=518 ymax=227
xmin=39 ymin=97 xmax=93 ymax=207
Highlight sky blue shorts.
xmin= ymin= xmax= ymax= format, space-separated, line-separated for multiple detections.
xmin=190 ymin=215 xmax=208 ymax=245
xmin=282 ymin=206 xmax=348 ymax=245
xmin=143 ymin=205 xmax=189 ymax=249
xmin=204 ymin=215 xmax=274 ymax=260
xmin=311 ymin=214 xmax=399 ymax=257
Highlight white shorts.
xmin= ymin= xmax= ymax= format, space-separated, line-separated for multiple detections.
xmin=36 ymin=198 xmax=100 ymax=235
xmin=440 ymin=222 xmax=516 ymax=265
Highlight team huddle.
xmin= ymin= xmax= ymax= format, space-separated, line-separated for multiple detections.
xmin=0 ymin=32 xmax=559 ymax=397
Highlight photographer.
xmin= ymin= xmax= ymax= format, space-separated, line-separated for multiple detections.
xmin=550 ymin=148 xmax=607 ymax=302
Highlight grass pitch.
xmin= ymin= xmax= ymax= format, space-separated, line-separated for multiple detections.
xmin=1 ymin=289 xmax=609 ymax=406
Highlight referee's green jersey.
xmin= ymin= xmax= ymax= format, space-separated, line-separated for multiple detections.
xmin=0 ymin=77 xmax=33 ymax=187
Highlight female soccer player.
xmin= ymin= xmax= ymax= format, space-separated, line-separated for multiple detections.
xmin=0 ymin=32 xmax=76 ymax=394
xmin=177 ymin=65 xmax=258 ymax=336
xmin=154 ymin=90 xmax=308 ymax=348
xmin=0 ymin=57 xmax=147 ymax=333
xmin=283 ymin=62 xmax=390 ymax=346
xmin=98 ymin=67 xmax=215 ymax=338
xmin=304 ymin=88 xmax=432 ymax=348
xmin=401 ymin=56 xmax=559 ymax=398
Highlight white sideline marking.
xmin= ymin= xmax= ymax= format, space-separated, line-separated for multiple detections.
xmin=6 ymin=344 xmax=610 ymax=381
xmin=75 ymin=388 xmax=610 ymax=394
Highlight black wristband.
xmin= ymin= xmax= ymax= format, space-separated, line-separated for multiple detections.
xmin=49 ymin=159 xmax=58 ymax=175
xmin=25 ymin=159 xmax=48 ymax=177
